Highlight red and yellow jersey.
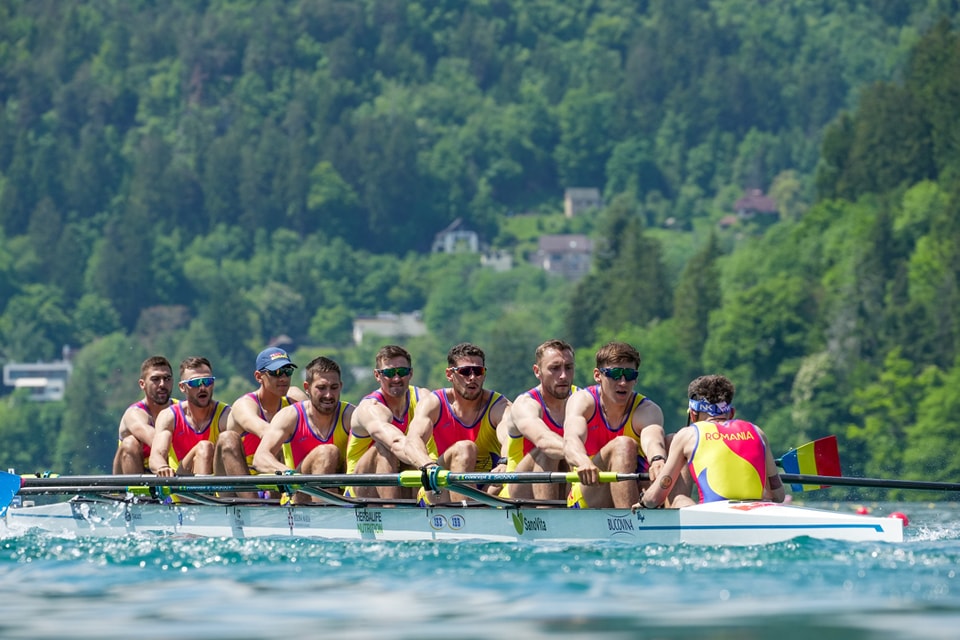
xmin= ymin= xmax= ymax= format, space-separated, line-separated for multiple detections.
xmin=167 ymin=401 xmax=228 ymax=470
xmin=344 ymin=386 xmax=423 ymax=474
xmin=282 ymin=400 xmax=352 ymax=470
xmin=431 ymin=389 xmax=505 ymax=472
xmin=582 ymin=385 xmax=647 ymax=457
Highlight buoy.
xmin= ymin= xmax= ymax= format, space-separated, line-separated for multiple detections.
xmin=888 ymin=511 xmax=909 ymax=527
xmin=855 ymin=506 xmax=870 ymax=515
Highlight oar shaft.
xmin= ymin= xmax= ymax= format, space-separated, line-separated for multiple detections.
xmin=17 ymin=470 xmax=644 ymax=492
xmin=780 ymin=473 xmax=960 ymax=492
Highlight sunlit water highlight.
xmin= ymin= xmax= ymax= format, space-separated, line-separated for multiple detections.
xmin=1 ymin=502 xmax=958 ymax=639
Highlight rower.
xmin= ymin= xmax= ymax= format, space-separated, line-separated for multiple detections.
xmin=563 ymin=341 xmax=668 ymax=509
xmin=499 ymin=339 xmax=577 ymax=501
xmin=403 ymin=342 xmax=510 ymax=504
xmin=113 ymin=356 xmax=177 ymax=474
xmin=149 ymin=356 xmax=230 ymax=477
xmin=632 ymin=374 xmax=785 ymax=510
xmin=252 ymin=356 xmax=354 ymax=504
xmin=344 ymin=345 xmax=435 ymax=499
xmin=215 ymin=347 xmax=307 ymax=496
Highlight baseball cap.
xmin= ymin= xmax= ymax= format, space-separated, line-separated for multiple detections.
xmin=256 ymin=347 xmax=297 ymax=372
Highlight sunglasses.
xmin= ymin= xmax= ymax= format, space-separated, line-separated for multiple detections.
xmin=377 ymin=366 xmax=412 ymax=378
xmin=599 ymin=367 xmax=639 ymax=381
xmin=181 ymin=376 xmax=216 ymax=388
xmin=262 ymin=365 xmax=296 ymax=378
xmin=450 ymin=365 xmax=486 ymax=377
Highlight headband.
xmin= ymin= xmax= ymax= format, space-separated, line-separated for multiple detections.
xmin=689 ymin=398 xmax=732 ymax=417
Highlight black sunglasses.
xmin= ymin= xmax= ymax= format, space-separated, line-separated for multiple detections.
xmin=450 ymin=365 xmax=486 ymax=377
xmin=262 ymin=365 xmax=296 ymax=378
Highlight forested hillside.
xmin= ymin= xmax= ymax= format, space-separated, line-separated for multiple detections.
xmin=0 ymin=1 xmax=958 ymax=493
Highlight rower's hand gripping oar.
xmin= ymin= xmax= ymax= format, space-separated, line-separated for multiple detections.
xmin=776 ymin=435 xmax=842 ymax=492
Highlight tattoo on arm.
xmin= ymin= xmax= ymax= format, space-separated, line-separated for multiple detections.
xmin=658 ymin=476 xmax=673 ymax=490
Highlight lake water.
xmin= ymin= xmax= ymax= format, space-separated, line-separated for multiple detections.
xmin=1 ymin=502 xmax=957 ymax=639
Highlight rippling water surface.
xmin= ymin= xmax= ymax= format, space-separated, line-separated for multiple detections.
xmin=1 ymin=502 xmax=958 ymax=639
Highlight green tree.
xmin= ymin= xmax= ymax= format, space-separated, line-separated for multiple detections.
xmin=54 ymin=333 xmax=142 ymax=474
xmin=671 ymin=233 xmax=722 ymax=375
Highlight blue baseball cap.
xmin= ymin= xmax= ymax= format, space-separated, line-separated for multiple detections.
xmin=256 ymin=347 xmax=297 ymax=372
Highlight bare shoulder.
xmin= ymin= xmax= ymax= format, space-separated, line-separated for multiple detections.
xmin=287 ymin=386 xmax=308 ymax=402
xmin=566 ymin=387 xmax=595 ymax=413
xmin=634 ymin=396 xmax=664 ymax=427
xmin=413 ymin=385 xmax=432 ymax=399
xmin=510 ymin=392 xmax=541 ymax=419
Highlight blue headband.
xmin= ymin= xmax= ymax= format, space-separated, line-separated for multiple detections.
xmin=689 ymin=398 xmax=732 ymax=416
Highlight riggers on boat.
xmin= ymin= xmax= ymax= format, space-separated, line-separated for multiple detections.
xmin=0 ymin=470 xmax=904 ymax=544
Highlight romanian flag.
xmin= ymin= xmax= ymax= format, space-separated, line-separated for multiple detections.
xmin=778 ymin=435 xmax=842 ymax=492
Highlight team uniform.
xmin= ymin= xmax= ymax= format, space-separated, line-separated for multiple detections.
xmin=239 ymin=392 xmax=295 ymax=470
xmin=430 ymin=388 xmax=505 ymax=473
xmin=281 ymin=400 xmax=352 ymax=470
xmin=504 ymin=385 xmax=578 ymax=471
xmin=345 ymin=386 xmax=426 ymax=474
xmin=567 ymin=385 xmax=651 ymax=508
xmin=687 ymin=419 xmax=768 ymax=502
xmin=165 ymin=401 xmax=229 ymax=472
xmin=417 ymin=388 xmax=506 ymax=506
xmin=118 ymin=399 xmax=178 ymax=470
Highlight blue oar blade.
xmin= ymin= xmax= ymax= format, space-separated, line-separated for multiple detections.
xmin=0 ymin=471 xmax=22 ymax=516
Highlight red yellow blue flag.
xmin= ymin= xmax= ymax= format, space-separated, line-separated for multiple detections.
xmin=778 ymin=435 xmax=842 ymax=492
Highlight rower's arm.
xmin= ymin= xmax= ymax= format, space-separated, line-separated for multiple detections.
xmin=354 ymin=400 xmax=413 ymax=465
xmin=513 ymin=395 xmax=564 ymax=459
xmin=226 ymin=396 xmax=269 ymax=438
xmin=122 ymin=406 xmax=156 ymax=448
xmin=402 ymin=392 xmax=441 ymax=468
xmin=253 ymin=404 xmax=296 ymax=474
xmin=634 ymin=402 xmax=668 ymax=481
xmin=760 ymin=429 xmax=785 ymax=502
xmin=563 ymin=389 xmax=597 ymax=483
xmin=149 ymin=410 xmax=175 ymax=476
xmin=637 ymin=427 xmax=694 ymax=508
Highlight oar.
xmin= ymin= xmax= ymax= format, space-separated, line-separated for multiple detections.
xmin=778 ymin=474 xmax=960 ymax=492
xmin=776 ymin=435 xmax=842 ymax=492
xmin=1 ymin=469 xmax=636 ymax=509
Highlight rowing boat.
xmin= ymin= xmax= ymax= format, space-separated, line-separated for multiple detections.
xmin=3 ymin=495 xmax=902 ymax=544
xmin=2 ymin=467 xmax=903 ymax=548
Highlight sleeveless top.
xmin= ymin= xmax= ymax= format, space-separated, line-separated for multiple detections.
xmin=281 ymin=400 xmax=352 ymax=470
xmin=581 ymin=385 xmax=650 ymax=469
xmin=119 ymin=398 xmax=179 ymax=460
xmin=431 ymin=388 xmax=505 ymax=472
xmin=167 ymin=401 xmax=228 ymax=470
xmin=688 ymin=419 xmax=768 ymax=502
xmin=505 ymin=385 xmax=578 ymax=469
xmin=240 ymin=392 xmax=295 ymax=461
xmin=345 ymin=385 xmax=427 ymax=474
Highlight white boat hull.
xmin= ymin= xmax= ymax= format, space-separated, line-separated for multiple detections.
xmin=2 ymin=498 xmax=903 ymax=544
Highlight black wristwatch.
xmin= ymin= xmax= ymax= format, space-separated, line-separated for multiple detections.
xmin=649 ymin=455 xmax=666 ymax=464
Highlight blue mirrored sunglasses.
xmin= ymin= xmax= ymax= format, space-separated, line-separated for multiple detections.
xmin=262 ymin=365 xmax=296 ymax=378
xmin=451 ymin=365 xmax=486 ymax=377
xmin=599 ymin=367 xmax=639 ymax=381
xmin=181 ymin=376 xmax=216 ymax=388
xmin=377 ymin=366 xmax=412 ymax=378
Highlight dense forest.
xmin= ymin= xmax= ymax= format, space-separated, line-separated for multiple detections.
xmin=1 ymin=1 xmax=959 ymax=498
